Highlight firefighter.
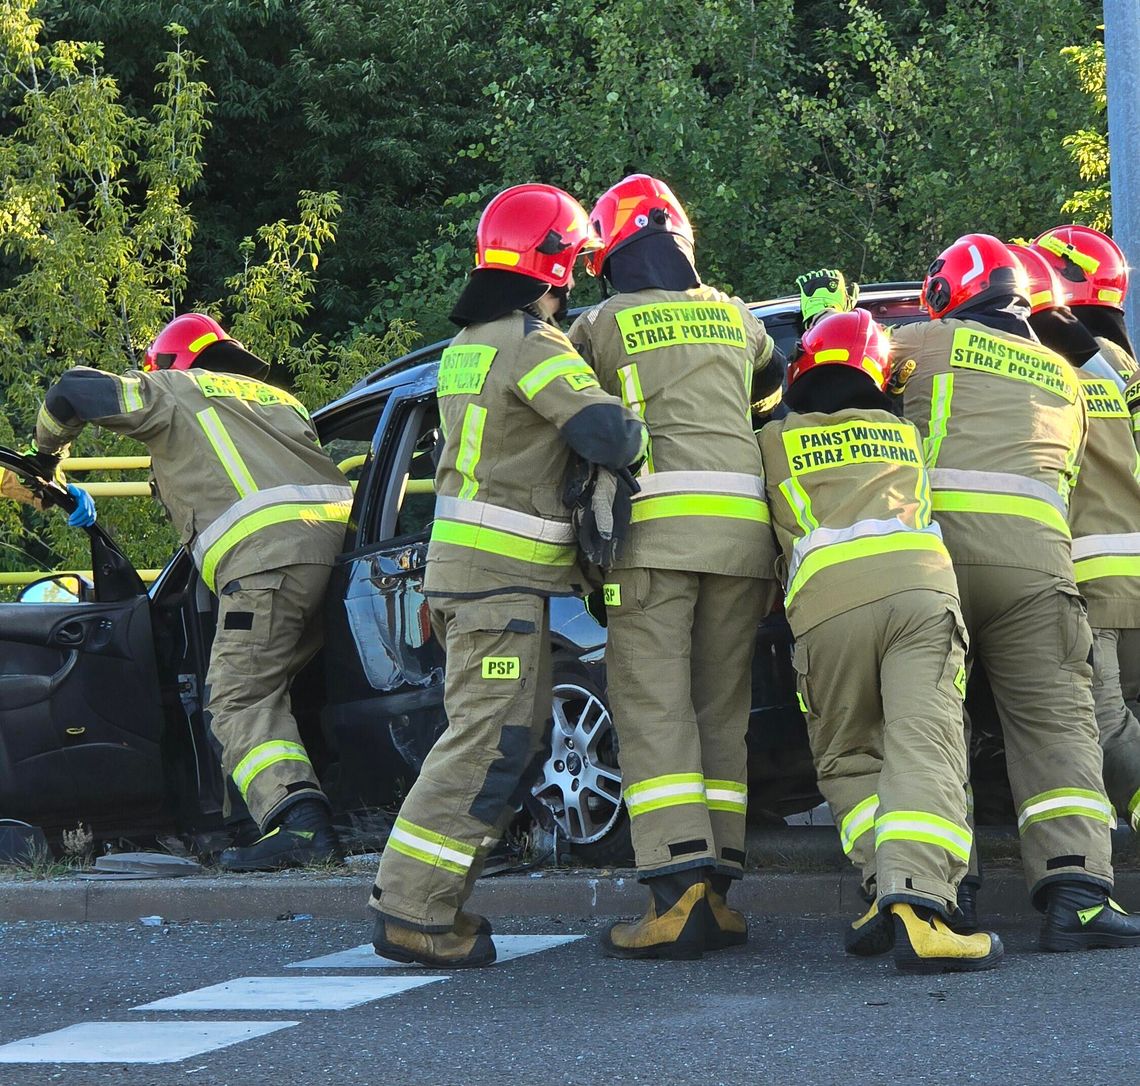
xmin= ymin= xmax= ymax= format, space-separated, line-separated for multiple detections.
xmin=31 ymin=315 xmax=353 ymax=871
xmin=567 ymin=174 xmax=782 ymax=959
xmin=891 ymin=233 xmax=1140 ymax=951
xmin=759 ymin=300 xmax=1002 ymax=972
xmin=1011 ymin=238 xmax=1140 ymax=842
xmin=370 ymin=184 xmax=647 ymax=969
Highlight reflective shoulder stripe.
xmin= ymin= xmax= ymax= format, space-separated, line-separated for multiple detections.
xmin=874 ymin=810 xmax=972 ymax=863
xmin=434 ymin=496 xmax=575 ymax=545
xmin=455 ymin=404 xmax=487 ymax=501
xmin=517 ymin=352 xmax=598 ymax=400
xmin=616 ymin=363 xmax=653 ymax=474
xmin=1017 ymin=788 xmax=1112 ymax=832
xmin=778 ymin=476 xmax=819 ymax=533
xmin=785 ymin=520 xmax=947 ymax=605
xmin=196 ymin=407 xmax=258 ymax=498
xmin=839 ymin=794 xmax=878 ymax=855
xmin=232 ymin=740 xmax=312 ymax=801
xmin=923 ymin=373 xmax=954 ymax=468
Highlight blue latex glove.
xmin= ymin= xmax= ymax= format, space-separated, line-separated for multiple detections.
xmin=66 ymin=484 xmax=96 ymax=528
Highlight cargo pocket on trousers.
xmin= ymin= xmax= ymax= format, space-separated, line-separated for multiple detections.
xmin=941 ymin=601 xmax=970 ymax=702
xmin=218 ymin=569 xmax=287 ymax=652
xmin=451 ymin=598 xmax=540 ymax=691
xmin=1057 ymin=583 xmax=1094 ymax=676
xmin=791 ymin=639 xmax=813 ymax=719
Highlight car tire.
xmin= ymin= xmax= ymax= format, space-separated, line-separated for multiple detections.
xmin=530 ymin=657 xmax=633 ymax=866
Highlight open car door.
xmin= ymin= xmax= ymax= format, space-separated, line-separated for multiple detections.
xmin=0 ymin=447 xmax=169 ymax=835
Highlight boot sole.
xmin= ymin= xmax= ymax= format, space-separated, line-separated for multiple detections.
xmin=372 ymin=941 xmax=497 ymax=968
xmin=601 ymin=936 xmax=704 ymax=961
xmin=1039 ymin=931 xmax=1140 ymax=953
xmin=704 ymin=932 xmax=747 ymax=953
xmin=895 ymin=934 xmax=1005 ymax=974
xmin=845 ymin=913 xmax=895 ymax=957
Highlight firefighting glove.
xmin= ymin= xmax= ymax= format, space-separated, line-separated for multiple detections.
xmin=796 ymin=269 xmax=859 ymax=326
xmin=584 ymin=587 xmax=608 ymax=628
xmin=563 ymin=459 xmax=638 ymax=569
xmin=65 ymin=484 xmax=96 ymax=528
xmin=24 ymin=441 xmax=62 ymax=482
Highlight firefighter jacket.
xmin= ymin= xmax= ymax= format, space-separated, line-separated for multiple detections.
xmin=35 ymin=367 xmax=352 ymax=592
xmin=892 ymin=318 xmax=1086 ymax=580
xmin=568 ymin=285 xmax=777 ymax=579
xmin=1070 ymin=341 xmax=1140 ymax=628
xmin=759 ymin=408 xmax=957 ymax=635
xmin=424 ymin=311 xmax=646 ymax=600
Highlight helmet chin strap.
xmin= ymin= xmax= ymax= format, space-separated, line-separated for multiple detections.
xmin=523 ymin=285 xmax=569 ymax=325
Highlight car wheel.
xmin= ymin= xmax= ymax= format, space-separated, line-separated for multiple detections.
xmin=530 ymin=659 xmax=633 ymax=866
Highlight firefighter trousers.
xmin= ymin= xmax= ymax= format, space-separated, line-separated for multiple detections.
xmin=792 ymin=589 xmax=971 ymax=912
xmin=207 ymin=562 xmax=331 ymax=830
xmin=1091 ymin=626 xmax=1140 ymax=829
xmin=372 ymin=593 xmax=552 ymax=931
xmin=604 ymin=567 xmax=769 ymax=880
xmin=955 ymin=564 xmax=1113 ymax=903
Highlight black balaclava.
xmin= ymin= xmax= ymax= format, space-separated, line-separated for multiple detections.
xmin=449 ymin=268 xmax=550 ymax=329
xmin=1069 ymin=303 xmax=1137 ymax=358
xmin=1028 ymin=306 xmax=1099 ymax=368
xmin=784 ymin=364 xmax=894 ymax=415
xmin=195 ymin=339 xmax=270 ymax=379
xmin=947 ymin=292 xmax=1036 ymax=342
xmin=604 ymin=228 xmax=700 ymax=294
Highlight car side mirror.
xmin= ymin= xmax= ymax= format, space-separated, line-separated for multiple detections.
xmin=17 ymin=574 xmax=92 ymax=604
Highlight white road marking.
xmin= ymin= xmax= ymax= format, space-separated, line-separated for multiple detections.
xmin=0 ymin=1021 xmax=297 ymax=1064
xmin=134 ymin=974 xmax=443 ymax=1011
xmin=288 ymin=932 xmax=585 ymax=970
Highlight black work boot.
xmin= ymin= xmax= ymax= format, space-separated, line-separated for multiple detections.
xmin=219 ymin=798 xmax=341 ymax=872
xmin=705 ymin=874 xmax=747 ymax=951
xmin=603 ymin=869 xmax=709 ymax=960
xmin=948 ymin=880 xmax=980 ymax=934
xmin=845 ymin=899 xmax=894 ymax=956
xmin=372 ymin=913 xmax=496 ymax=968
xmin=891 ymin=903 xmax=1004 ymax=974
xmin=1039 ymin=881 xmax=1140 ymax=952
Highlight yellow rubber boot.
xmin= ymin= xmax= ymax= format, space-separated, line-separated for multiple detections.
xmin=705 ymin=875 xmax=747 ymax=951
xmin=890 ymin=903 xmax=1003 ymax=974
xmin=603 ymin=871 xmax=708 ymax=960
xmin=845 ymin=900 xmax=894 ymax=957
xmin=372 ymin=914 xmax=496 ymax=968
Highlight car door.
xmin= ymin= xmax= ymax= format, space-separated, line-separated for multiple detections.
xmin=319 ymin=378 xmax=448 ymax=811
xmin=0 ymin=451 xmax=168 ymax=832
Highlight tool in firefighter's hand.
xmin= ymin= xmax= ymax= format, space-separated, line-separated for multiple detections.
xmin=888 ymin=357 xmax=917 ymax=398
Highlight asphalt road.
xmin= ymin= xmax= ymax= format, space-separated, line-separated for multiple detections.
xmin=0 ymin=912 xmax=1136 ymax=1086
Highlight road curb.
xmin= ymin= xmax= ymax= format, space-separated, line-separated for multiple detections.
xmin=5 ymin=866 xmax=1132 ymax=923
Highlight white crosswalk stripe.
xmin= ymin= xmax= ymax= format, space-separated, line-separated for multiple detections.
xmin=135 ymin=974 xmax=444 ymax=1011
xmin=289 ymin=933 xmax=584 ymax=970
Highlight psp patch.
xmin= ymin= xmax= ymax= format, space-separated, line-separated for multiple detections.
xmin=482 ymin=656 xmax=521 ymax=680
xmin=603 ymin=584 xmax=621 ymax=607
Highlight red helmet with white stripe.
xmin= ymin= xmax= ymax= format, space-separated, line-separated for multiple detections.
xmin=1032 ymin=224 xmax=1129 ymax=310
xmin=1006 ymin=242 xmax=1064 ymax=314
xmin=921 ymin=233 xmax=1030 ymax=319
xmin=583 ymin=174 xmax=694 ymax=278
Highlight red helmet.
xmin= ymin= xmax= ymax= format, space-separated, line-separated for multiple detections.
xmin=921 ymin=233 xmax=1030 ymax=319
xmin=1032 ymin=224 xmax=1128 ymax=309
xmin=475 ymin=184 xmax=598 ymax=288
xmin=144 ymin=313 xmax=233 ymax=372
xmin=583 ymin=174 xmax=694 ymax=278
xmin=788 ymin=309 xmax=892 ymax=391
xmin=1006 ymin=242 xmax=1063 ymax=314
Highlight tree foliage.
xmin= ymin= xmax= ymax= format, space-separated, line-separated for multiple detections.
xmin=1060 ymin=35 xmax=1110 ymax=230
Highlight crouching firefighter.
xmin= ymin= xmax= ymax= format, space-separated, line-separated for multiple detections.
xmin=569 ymin=174 xmax=783 ymax=959
xmin=370 ymin=184 xmax=647 ymax=969
xmin=32 ymin=316 xmax=353 ymax=870
xmin=760 ymin=299 xmax=1003 ymax=973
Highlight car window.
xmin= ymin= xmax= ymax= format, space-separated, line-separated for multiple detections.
xmin=394 ymin=402 xmax=441 ymax=539
xmin=319 ymin=411 xmax=380 ymax=489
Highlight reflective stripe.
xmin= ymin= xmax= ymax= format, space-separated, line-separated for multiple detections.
xmin=387 ymin=816 xmax=475 ymax=877
xmin=517 ymin=352 xmax=598 ymax=400
xmin=630 ymin=470 xmax=769 ymax=524
xmin=232 ymin=740 xmax=312 ymax=801
xmin=430 ymin=519 xmax=576 ymax=566
xmin=36 ymin=403 xmax=71 ymax=439
xmin=625 ymin=773 xmax=706 ymax=817
xmin=1071 ymin=532 xmax=1140 ymax=561
xmin=455 ymin=404 xmax=487 ymax=501
xmin=839 ymin=795 xmax=878 ymax=855
xmin=1072 ymin=531 xmax=1140 ymax=582
xmin=434 ymin=496 xmax=575 ymax=544
xmin=785 ymin=519 xmax=947 ymax=606
xmin=1129 ymin=786 xmax=1140 ymax=833
xmin=780 ymin=476 xmax=819 ymax=532
xmin=1017 ymin=788 xmax=1113 ymax=833
xmin=193 ymin=484 xmax=354 ymax=567
xmin=874 ymin=810 xmax=972 ymax=863
xmin=930 ymin=468 xmax=1070 ymax=535
xmin=197 ymin=407 xmax=258 ymax=497
xmin=196 ymin=493 xmax=352 ymax=590
xmin=1074 ymin=556 xmax=1140 ymax=582
xmin=705 ymin=779 xmax=748 ymax=814
xmin=120 ymin=376 xmax=145 ymax=413
xmin=617 ymin=363 xmax=653 ymax=474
